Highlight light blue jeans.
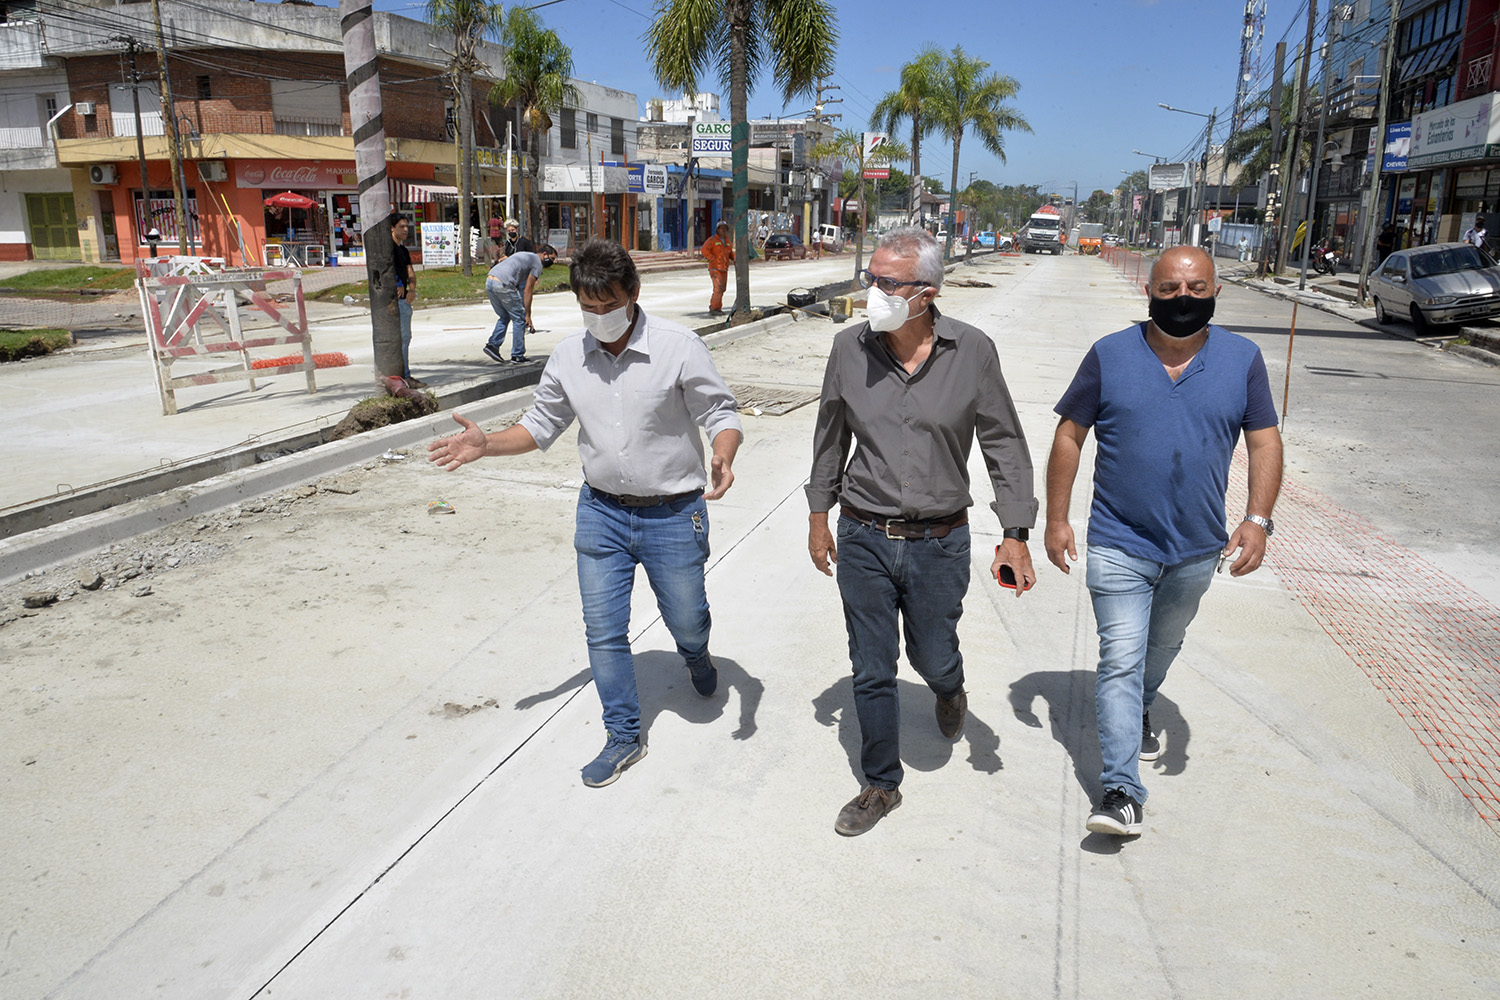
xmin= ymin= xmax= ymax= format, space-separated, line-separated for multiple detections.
xmin=485 ymin=278 xmax=526 ymax=359
xmin=397 ymin=297 xmax=413 ymax=378
xmin=1086 ymin=544 xmax=1217 ymax=803
xmin=574 ymin=484 xmax=712 ymax=741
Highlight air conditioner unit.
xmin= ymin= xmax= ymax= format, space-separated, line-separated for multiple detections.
xmin=198 ymin=161 xmax=227 ymax=182
xmin=88 ymin=164 xmax=118 ymax=185
xmin=75 ymin=101 xmax=96 ymax=116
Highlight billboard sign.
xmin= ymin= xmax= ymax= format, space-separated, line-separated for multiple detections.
xmin=1148 ymin=162 xmax=1191 ymax=190
xmin=627 ymin=163 xmax=668 ymax=195
xmin=1409 ymin=93 xmax=1500 ymax=169
xmin=1380 ymin=121 xmax=1411 ymax=172
xmin=692 ymin=121 xmax=733 ymax=156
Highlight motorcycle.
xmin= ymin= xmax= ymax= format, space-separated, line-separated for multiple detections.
xmin=1311 ymin=241 xmax=1339 ymax=276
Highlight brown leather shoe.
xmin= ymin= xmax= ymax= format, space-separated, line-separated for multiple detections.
xmin=834 ymin=785 xmax=902 ymax=836
xmin=936 ymin=690 xmax=967 ymax=739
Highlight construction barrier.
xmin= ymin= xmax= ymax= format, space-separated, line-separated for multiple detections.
xmin=1100 ymin=244 xmax=1156 ymax=288
xmin=137 ymin=260 xmax=316 ymax=416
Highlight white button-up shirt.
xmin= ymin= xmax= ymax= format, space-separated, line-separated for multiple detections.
xmin=520 ymin=309 xmax=743 ymax=494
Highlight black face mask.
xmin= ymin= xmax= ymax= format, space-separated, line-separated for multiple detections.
xmin=1148 ymin=294 xmax=1216 ymax=338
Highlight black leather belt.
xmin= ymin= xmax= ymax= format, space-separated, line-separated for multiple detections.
xmin=590 ymin=485 xmax=702 ymax=508
xmin=841 ymin=505 xmax=968 ymax=540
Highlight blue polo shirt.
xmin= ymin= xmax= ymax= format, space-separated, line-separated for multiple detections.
xmin=1055 ymin=322 xmax=1278 ymax=564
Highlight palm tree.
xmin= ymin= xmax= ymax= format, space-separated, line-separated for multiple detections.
xmin=426 ymin=0 xmax=501 ymax=275
xmin=645 ymin=0 xmax=838 ymax=320
xmin=871 ymin=46 xmax=941 ymax=225
xmin=811 ymin=128 xmax=908 ymax=278
xmin=490 ymin=7 xmax=578 ymax=247
xmin=928 ymin=46 xmax=1030 ymax=259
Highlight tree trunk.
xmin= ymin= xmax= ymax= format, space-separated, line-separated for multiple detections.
xmin=457 ymin=66 xmax=473 ymax=275
xmin=527 ymin=109 xmax=543 ymax=246
xmin=728 ymin=2 xmax=751 ymax=319
xmin=946 ymin=136 xmax=961 ymax=259
xmin=908 ymin=116 xmax=921 ymax=225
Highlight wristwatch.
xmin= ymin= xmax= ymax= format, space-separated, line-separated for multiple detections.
xmin=1002 ymin=527 xmax=1030 ymax=542
xmin=1243 ymin=514 xmax=1274 ymax=537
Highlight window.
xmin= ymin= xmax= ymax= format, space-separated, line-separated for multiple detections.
xmin=560 ymin=108 xmax=576 ymax=148
xmin=610 ymin=117 xmax=624 ymax=156
xmin=197 ymin=76 xmax=211 ymax=100
xmin=43 ymin=96 xmax=56 ymax=117
xmin=586 ymin=112 xmax=597 ymax=133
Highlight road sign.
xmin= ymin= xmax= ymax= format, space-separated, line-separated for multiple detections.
xmin=692 ymin=121 xmax=733 ymax=156
xmin=862 ymin=131 xmax=888 ymax=160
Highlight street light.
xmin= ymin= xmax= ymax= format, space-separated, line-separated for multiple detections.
xmin=1158 ymin=103 xmax=1218 ymax=249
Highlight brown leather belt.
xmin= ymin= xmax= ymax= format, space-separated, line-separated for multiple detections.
xmin=841 ymin=505 xmax=968 ymax=540
xmin=590 ymin=485 xmax=702 ymax=508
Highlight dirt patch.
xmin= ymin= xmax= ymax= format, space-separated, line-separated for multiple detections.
xmin=329 ymin=391 xmax=440 ymax=441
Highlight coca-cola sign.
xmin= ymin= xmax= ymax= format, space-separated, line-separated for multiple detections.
xmin=236 ymin=160 xmax=357 ymax=189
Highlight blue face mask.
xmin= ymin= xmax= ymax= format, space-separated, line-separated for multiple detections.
xmin=1148 ymin=294 xmax=1215 ymax=338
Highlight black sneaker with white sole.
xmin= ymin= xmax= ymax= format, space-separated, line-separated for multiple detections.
xmin=1140 ymin=711 xmax=1161 ymax=761
xmin=1087 ymin=787 xmax=1144 ymax=836
xmin=482 ymin=344 xmax=508 ymax=364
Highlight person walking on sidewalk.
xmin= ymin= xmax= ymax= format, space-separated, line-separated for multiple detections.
xmin=388 ymin=216 xmax=422 ymax=387
xmin=430 ymin=239 xmax=743 ymax=788
xmin=1462 ymin=217 xmax=1488 ymax=252
xmin=701 ymin=219 xmax=734 ymax=316
xmin=483 ymin=244 xmax=556 ymax=364
xmin=1044 ymin=244 xmax=1283 ymax=839
xmin=807 ymin=227 xmax=1038 ymax=837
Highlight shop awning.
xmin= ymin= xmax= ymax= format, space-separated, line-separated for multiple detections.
xmin=389 ymin=179 xmax=460 ymax=203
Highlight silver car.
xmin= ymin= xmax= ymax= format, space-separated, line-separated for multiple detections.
xmin=1370 ymin=242 xmax=1500 ymax=332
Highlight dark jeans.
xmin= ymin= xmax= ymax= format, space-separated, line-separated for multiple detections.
xmin=835 ymin=515 xmax=971 ymax=789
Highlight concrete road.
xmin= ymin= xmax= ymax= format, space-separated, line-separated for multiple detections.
xmin=3 ymin=252 xmax=1498 ymax=999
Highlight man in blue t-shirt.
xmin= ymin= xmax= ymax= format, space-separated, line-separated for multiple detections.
xmin=1045 ymin=245 xmax=1283 ymax=839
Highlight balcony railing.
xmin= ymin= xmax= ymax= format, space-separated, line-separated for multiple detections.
xmin=272 ymin=115 xmax=343 ymax=137
xmin=0 ymin=125 xmax=45 ymax=148
xmin=111 ymin=112 xmax=165 ymax=137
xmin=1466 ymin=53 xmax=1493 ymax=93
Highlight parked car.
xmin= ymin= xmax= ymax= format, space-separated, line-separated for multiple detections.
xmin=1103 ymin=233 xmax=1126 ymax=246
xmin=1369 ymin=242 xmax=1500 ymax=332
xmin=971 ymin=231 xmax=996 ymax=248
xmin=763 ymin=231 xmax=808 ymax=260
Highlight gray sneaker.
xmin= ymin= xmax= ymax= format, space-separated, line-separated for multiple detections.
xmin=581 ymin=732 xmax=646 ymax=788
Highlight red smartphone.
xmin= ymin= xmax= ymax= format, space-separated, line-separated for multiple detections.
xmin=994 ymin=545 xmax=1034 ymax=591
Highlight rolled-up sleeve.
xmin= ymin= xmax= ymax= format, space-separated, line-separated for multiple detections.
xmin=976 ymin=343 xmax=1038 ymax=528
xmin=805 ymin=343 xmax=849 ymax=512
xmin=681 ymin=337 xmax=743 ymax=442
xmin=518 ymin=356 xmax=576 ymax=452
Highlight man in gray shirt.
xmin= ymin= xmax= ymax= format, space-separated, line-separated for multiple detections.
xmin=807 ymin=226 xmax=1038 ymax=836
xmin=431 ymin=239 xmax=742 ymax=788
xmin=484 ymin=244 xmax=556 ymax=364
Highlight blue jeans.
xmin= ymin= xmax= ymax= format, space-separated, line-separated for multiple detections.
xmin=485 ymin=279 xmax=526 ymax=358
xmin=574 ymin=484 xmax=712 ymax=740
xmin=397 ymin=297 xmax=413 ymax=378
xmin=835 ymin=515 xmax=971 ymax=789
xmin=1086 ymin=544 xmax=1217 ymax=803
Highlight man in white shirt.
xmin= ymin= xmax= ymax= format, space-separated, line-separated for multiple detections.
xmin=429 ymin=239 xmax=743 ymax=787
xmin=1462 ymin=217 xmax=1488 ymax=251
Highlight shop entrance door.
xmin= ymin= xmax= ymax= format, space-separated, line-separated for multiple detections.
xmin=97 ymin=194 xmax=120 ymax=261
xmin=26 ymin=193 xmax=81 ymax=261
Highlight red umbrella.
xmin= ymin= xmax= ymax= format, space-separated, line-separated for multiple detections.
xmin=264 ymin=191 xmax=318 ymax=209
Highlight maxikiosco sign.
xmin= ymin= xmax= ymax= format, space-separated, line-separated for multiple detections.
xmin=692 ymin=121 xmax=733 ymax=156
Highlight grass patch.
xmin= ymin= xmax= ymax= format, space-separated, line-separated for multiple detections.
xmin=0 ymin=266 xmax=136 ymax=293
xmin=0 ymin=327 xmax=73 ymax=362
xmin=312 ymin=264 xmax=573 ymax=304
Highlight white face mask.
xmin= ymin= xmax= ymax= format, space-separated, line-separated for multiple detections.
xmin=582 ymin=304 xmax=633 ymax=343
xmin=866 ymin=284 xmax=929 ymax=332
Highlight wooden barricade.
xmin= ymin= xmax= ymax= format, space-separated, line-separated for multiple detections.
xmin=137 ymin=263 xmax=316 ymax=416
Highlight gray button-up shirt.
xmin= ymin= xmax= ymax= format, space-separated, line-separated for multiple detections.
xmin=806 ymin=307 xmax=1038 ymax=527
xmin=520 ymin=309 xmax=743 ymax=495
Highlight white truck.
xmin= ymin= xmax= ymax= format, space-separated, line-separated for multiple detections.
xmin=1023 ymin=205 xmax=1065 ymax=254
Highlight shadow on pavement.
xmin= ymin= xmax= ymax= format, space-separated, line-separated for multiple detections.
xmin=811 ymin=675 xmax=1004 ymax=785
xmin=513 ymin=650 xmax=764 ymax=743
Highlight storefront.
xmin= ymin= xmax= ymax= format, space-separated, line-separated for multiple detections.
xmin=1404 ymin=92 xmax=1500 ymax=243
xmin=539 ymin=163 xmax=636 ymax=252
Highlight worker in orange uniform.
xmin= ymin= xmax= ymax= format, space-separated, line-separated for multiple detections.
xmin=701 ymin=219 xmax=734 ymax=316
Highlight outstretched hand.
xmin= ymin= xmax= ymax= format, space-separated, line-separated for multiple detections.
xmin=427 ymin=413 xmax=488 ymax=471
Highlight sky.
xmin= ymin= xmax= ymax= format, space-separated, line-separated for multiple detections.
xmin=377 ymin=0 xmax=1307 ymax=198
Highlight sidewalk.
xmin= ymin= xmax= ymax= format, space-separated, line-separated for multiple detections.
xmin=3 ymin=254 xmax=1499 ymax=1000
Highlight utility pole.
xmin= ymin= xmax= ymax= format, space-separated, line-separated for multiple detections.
xmin=1277 ymin=3 xmax=1318 ymax=274
xmin=1259 ymin=41 xmax=1286 ymax=278
xmin=1358 ymin=0 xmax=1402 ymax=303
xmin=339 ymin=0 xmax=404 ymax=383
xmin=813 ymin=77 xmax=841 ymax=232
xmin=1298 ymin=0 xmax=1338 ymax=290
xmin=148 ymin=0 xmax=190 ymax=255
xmin=116 ymin=36 xmax=155 ymax=258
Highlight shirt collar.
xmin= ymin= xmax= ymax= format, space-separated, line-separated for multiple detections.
xmin=584 ymin=306 xmax=651 ymax=357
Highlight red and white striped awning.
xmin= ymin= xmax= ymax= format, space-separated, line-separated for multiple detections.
xmin=388 ymin=179 xmax=459 ymax=203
